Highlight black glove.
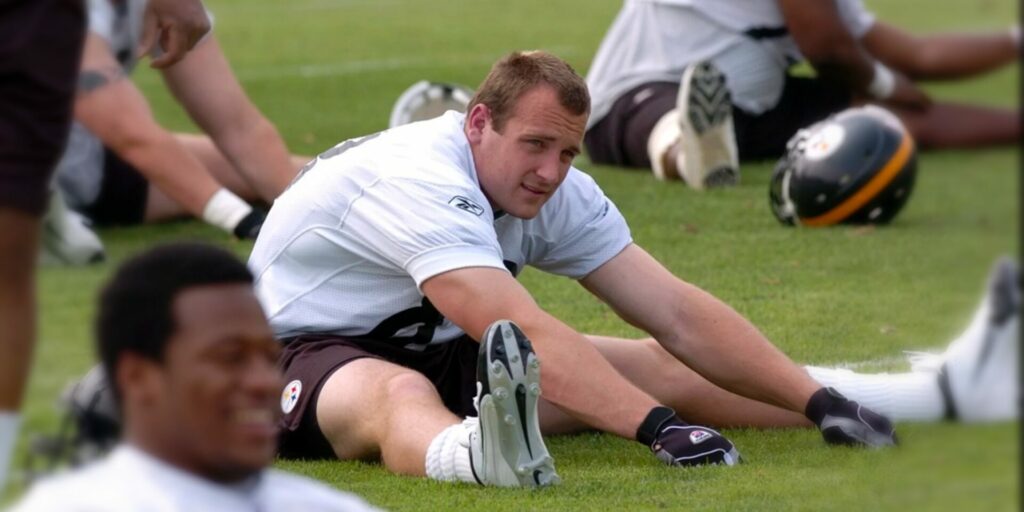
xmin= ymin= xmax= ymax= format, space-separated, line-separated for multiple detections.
xmin=233 ymin=209 xmax=266 ymax=240
xmin=805 ymin=387 xmax=897 ymax=448
xmin=636 ymin=406 xmax=741 ymax=467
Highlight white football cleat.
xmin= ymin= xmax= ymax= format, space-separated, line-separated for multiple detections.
xmin=910 ymin=258 xmax=1020 ymax=422
xmin=676 ymin=61 xmax=740 ymax=190
xmin=468 ymin=320 xmax=558 ymax=487
xmin=40 ymin=188 xmax=105 ymax=266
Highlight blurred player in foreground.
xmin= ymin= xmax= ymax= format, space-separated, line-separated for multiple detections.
xmin=11 ymin=243 xmax=378 ymax=511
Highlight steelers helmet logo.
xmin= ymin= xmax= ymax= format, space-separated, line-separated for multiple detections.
xmin=803 ymin=123 xmax=845 ymax=161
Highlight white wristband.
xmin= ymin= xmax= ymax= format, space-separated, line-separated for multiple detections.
xmin=867 ymin=61 xmax=895 ymax=100
xmin=201 ymin=189 xmax=252 ymax=233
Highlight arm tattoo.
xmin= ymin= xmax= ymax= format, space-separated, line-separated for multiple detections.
xmin=77 ymin=66 xmax=126 ymax=94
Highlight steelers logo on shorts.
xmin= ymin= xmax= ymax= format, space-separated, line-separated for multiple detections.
xmin=281 ymin=379 xmax=302 ymax=414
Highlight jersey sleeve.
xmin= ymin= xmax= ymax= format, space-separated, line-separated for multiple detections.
xmin=836 ymin=0 xmax=876 ymax=38
xmin=340 ymin=176 xmax=508 ymax=287
xmin=526 ymin=170 xmax=633 ymax=279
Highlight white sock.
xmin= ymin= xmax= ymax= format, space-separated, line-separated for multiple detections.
xmin=424 ymin=419 xmax=478 ymax=484
xmin=805 ymin=366 xmax=945 ymax=422
xmin=0 ymin=412 xmax=21 ymax=489
xmin=201 ymin=189 xmax=252 ymax=234
xmin=647 ymin=109 xmax=683 ymax=181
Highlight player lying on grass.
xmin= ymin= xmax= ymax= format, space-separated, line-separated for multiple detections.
xmin=12 ymin=243 xmax=378 ymax=511
xmin=247 ymin=50 xmax=913 ymax=488
xmin=584 ymin=0 xmax=1020 ymax=189
xmin=48 ymin=0 xmax=308 ymax=252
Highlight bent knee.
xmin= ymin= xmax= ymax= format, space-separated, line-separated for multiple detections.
xmin=383 ymin=371 xmax=440 ymax=404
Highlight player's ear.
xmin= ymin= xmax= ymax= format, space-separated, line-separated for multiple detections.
xmin=117 ymin=352 xmax=163 ymax=408
xmin=465 ymin=103 xmax=491 ymax=144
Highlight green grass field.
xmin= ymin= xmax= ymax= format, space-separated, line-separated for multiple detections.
xmin=12 ymin=0 xmax=1020 ymax=510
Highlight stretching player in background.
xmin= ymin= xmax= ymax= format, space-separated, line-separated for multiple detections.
xmin=45 ymin=0 xmax=308 ymax=265
xmin=584 ymin=0 xmax=1019 ymax=189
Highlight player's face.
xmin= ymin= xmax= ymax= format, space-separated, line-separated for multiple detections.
xmin=147 ymin=284 xmax=282 ymax=482
xmin=468 ymin=85 xmax=586 ymax=219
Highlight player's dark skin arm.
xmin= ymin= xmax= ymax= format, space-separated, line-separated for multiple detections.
xmin=863 ymin=22 xmax=1019 ymax=81
xmin=778 ymin=0 xmax=929 ymax=109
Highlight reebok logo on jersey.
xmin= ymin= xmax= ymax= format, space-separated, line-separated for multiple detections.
xmin=689 ymin=430 xmax=713 ymax=445
xmin=281 ymin=380 xmax=302 ymax=414
xmin=448 ymin=196 xmax=484 ymax=216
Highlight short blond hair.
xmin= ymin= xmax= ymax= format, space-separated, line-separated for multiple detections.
xmin=467 ymin=50 xmax=590 ymax=132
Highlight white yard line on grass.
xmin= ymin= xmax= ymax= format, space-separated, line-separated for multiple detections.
xmin=233 ymin=47 xmax=582 ymax=82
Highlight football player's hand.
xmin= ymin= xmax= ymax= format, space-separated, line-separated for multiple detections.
xmin=888 ymin=73 xmax=931 ymax=111
xmin=805 ymin=387 xmax=898 ymax=448
xmin=636 ymin=407 xmax=741 ymax=467
xmin=138 ymin=0 xmax=211 ymax=69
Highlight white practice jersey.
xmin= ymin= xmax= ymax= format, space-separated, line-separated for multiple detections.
xmin=586 ymin=0 xmax=875 ymax=124
xmin=55 ymin=0 xmax=215 ymax=213
xmin=250 ymin=111 xmax=632 ymax=347
xmin=11 ymin=445 xmax=379 ymax=512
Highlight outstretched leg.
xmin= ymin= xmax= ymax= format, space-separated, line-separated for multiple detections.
xmin=144 ymin=133 xmax=308 ymax=223
xmin=316 ymin=358 xmax=459 ymax=474
xmin=809 ymin=258 xmax=1019 ymax=423
xmin=885 ymin=101 xmax=1019 ymax=149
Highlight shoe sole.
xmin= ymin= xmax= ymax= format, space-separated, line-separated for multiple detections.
xmin=476 ymin=320 xmax=559 ymax=487
xmin=677 ymin=62 xmax=739 ymax=190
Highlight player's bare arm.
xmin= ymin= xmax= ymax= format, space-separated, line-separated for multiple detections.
xmin=863 ymin=21 xmax=1020 ymax=80
xmin=161 ymin=36 xmax=299 ymax=201
xmin=420 ymin=266 xmax=656 ymax=439
xmin=778 ymin=0 xmax=929 ymax=109
xmin=75 ymin=33 xmax=221 ymax=217
xmin=580 ymin=244 xmax=821 ymax=413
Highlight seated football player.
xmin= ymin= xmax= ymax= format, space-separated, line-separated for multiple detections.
xmin=583 ymin=0 xmax=1020 ymax=189
xmin=51 ymin=0 xmax=309 ymax=243
xmin=249 ymin=51 xmax=913 ymax=489
xmin=11 ymin=243 xmax=379 ymax=511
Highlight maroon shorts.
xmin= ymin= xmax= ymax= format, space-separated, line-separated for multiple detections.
xmin=0 ymin=0 xmax=85 ymax=216
xmin=584 ymin=75 xmax=851 ymax=167
xmin=276 ymin=334 xmax=480 ymax=460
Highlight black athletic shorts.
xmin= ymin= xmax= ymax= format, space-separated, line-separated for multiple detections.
xmin=276 ymin=334 xmax=481 ymax=460
xmin=83 ymin=149 xmax=149 ymax=226
xmin=0 ymin=0 xmax=85 ymax=216
xmin=584 ymin=74 xmax=852 ymax=167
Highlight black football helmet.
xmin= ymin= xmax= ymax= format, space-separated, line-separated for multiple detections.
xmin=24 ymin=365 xmax=120 ymax=481
xmin=389 ymin=80 xmax=475 ymax=128
xmin=769 ymin=105 xmax=917 ymax=226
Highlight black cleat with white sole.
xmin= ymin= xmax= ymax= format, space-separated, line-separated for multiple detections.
xmin=469 ymin=320 xmax=559 ymax=487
